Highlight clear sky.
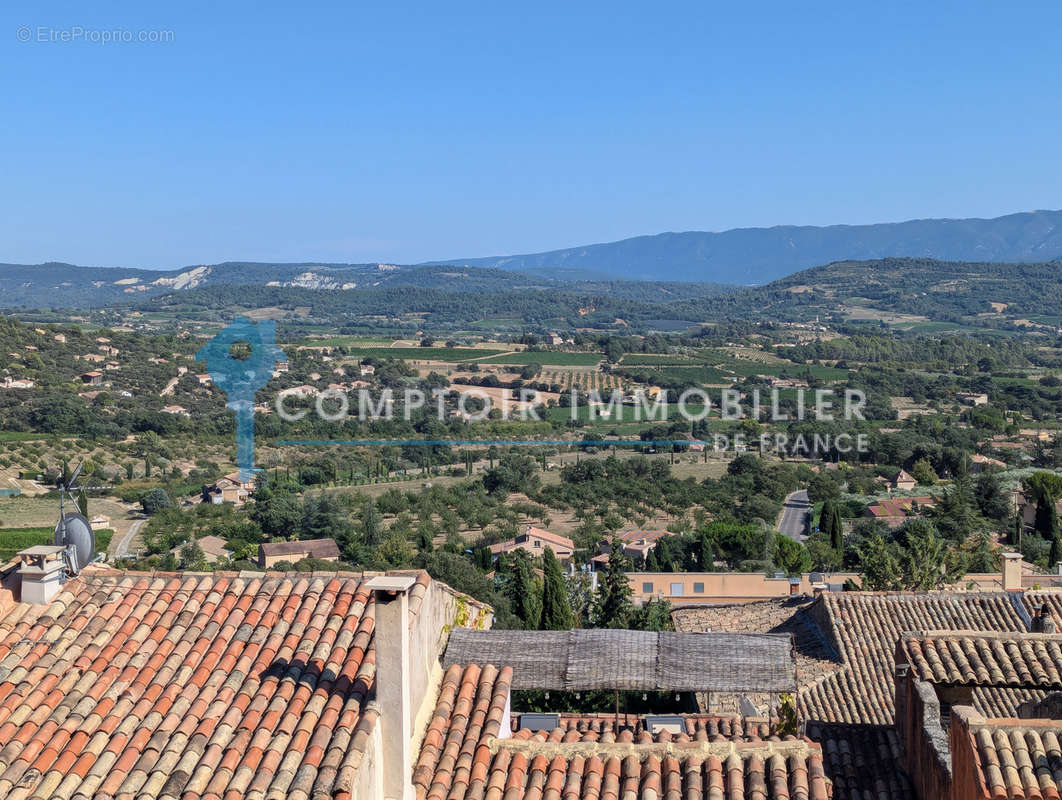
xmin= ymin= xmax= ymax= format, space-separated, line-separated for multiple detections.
xmin=2 ymin=1 xmax=1060 ymax=268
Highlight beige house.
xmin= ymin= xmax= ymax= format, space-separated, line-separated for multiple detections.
xmin=203 ymin=471 xmax=255 ymax=505
xmin=590 ymin=529 xmax=673 ymax=568
xmin=970 ymin=453 xmax=1007 ymax=473
xmin=629 ymin=571 xmax=861 ymax=605
xmin=891 ymin=469 xmax=917 ymax=490
xmin=258 ymin=537 xmax=341 ymax=567
xmin=488 ymin=526 xmax=576 ymax=562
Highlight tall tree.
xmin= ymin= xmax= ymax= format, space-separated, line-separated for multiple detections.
xmin=361 ymin=500 xmax=381 ymax=547
xmin=1035 ymin=495 xmax=1060 ymax=541
xmin=821 ymin=499 xmax=843 ymax=553
xmin=538 ymin=547 xmax=573 ymax=630
xmin=859 ymin=534 xmax=902 ymax=591
xmin=77 ymin=488 xmax=89 ymax=518
xmin=593 ymin=542 xmax=633 ymax=628
xmin=698 ymin=530 xmax=714 ymax=571
xmin=507 ymin=551 xmax=538 ymax=628
xmin=900 ymin=523 xmax=967 ymax=590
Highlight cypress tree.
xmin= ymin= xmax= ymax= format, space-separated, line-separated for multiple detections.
xmin=593 ymin=543 xmax=633 ymax=628
xmin=509 ymin=552 xmax=536 ymax=628
xmin=77 ymin=488 xmax=89 ymax=518
xmin=823 ymin=499 xmax=844 ymax=553
xmin=698 ymin=530 xmax=713 ymax=571
xmin=1035 ymin=495 xmax=1058 ymax=539
xmin=538 ymin=547 xmax=573 ymax=630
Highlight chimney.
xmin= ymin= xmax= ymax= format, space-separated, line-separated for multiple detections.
xmin=367 ymin=575 xmax=418 ymax=800
xmin=17 ymin=545 xmax=67 ymax=604
xmin=1002 ymin=552 xmax=1023 ymax=592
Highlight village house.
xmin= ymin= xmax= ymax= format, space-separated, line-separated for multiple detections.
xmin=0 ymin=377 xmax=35 ymax=389
xmin=79 ymin=370 xmax=103 ymax=386
xmin=202 ymin=471 xmax=255 ymax=505
xmin=865 ymin=495 xmax=937 ymax=527
xmin=488 ymin=525 xmax=576 ymax=562
xmin=591 ymin=528 xmax=674 ymax=569
xmin=969 ymin=452 xmax=1007 ymax=473
xmin=957 ymin=391 xmax=990 ymax=406
xmin=161 ymin=404 xmax=189 ymax=416
xmin=360 ymin=363 xmax=376 ymax=376
xmin=891 ymin=468 xmax=918 ymax=490
xmin=257 ymin=537 xmax=341 ymax=567
xmin=79 ymin=352 xmax=106 ymax=363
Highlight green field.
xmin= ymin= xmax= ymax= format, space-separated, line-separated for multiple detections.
xmin=0 ymin=526 xmax=113 ymax=561
xmin=620 ymin=354 xmax=697 ymax=365
xmin=0 ymin=432 xmax=50 ymax=442
xmin=336 ymin=347 xmax=505 ymax=361
xmin=0 ymin=527 xmax=51 ymax=560
xmin=475 ymin=351 xmax=604 ymax=366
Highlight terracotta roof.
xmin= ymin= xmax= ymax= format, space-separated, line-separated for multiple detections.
xmin=864 ymin=497 xmax=936 ymax=519
xmin=805 ymin=723 xmax=915 ymax=800
xmin=0 ymin=569 xmax=446 ymax=800
xmin=673 ymin=592 xmax=1062 ymax=799
xmin=899 ymin=631 xmax=1062 ymax=688
xmin=610 ymin=529 xmax=672 ymax=545
xmin=488 ymin=527 xmax=576 ymax=557
xmin=414 ymin=664 xmax=833 ymax=800
xmin=962 ymin=714 xmax=1062 ymax=800
xmin=259 ymin=538 xmax=341 ymax=559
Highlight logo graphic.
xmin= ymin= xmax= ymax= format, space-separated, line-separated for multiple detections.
xmin=197 ymin=318 xmax=285 ymax=482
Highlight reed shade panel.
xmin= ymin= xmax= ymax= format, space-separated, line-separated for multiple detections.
xmin=443 ymin=629 xmax=796 ymax=693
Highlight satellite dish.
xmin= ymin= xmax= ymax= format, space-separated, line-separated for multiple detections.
xmin=54 ymin=512 xmax=95 ymax=573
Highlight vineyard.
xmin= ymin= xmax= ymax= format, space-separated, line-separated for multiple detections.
xmin=541 ymin=369 xmax=628 ymax=392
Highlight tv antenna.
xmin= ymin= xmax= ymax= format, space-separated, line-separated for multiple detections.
xmin=54 ymin=462 xmax=109 ymax=575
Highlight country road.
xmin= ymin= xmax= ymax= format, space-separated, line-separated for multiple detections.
xmin=778 ymin=489 xmax=810 ymax=541
xmin=113 ymin=516 xmax=147 ymax=558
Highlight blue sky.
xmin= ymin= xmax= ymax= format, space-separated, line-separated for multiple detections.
xmin=2 ymin=1 xmax=1060 ymax=268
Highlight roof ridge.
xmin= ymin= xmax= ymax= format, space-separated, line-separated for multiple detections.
xmin=488 ymin=735 xmax=821 ymax=761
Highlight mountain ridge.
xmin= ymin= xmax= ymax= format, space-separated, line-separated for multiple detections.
xmin=425 ymin=209 xmax=1062 ymax=283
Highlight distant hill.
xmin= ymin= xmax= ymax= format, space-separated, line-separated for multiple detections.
xmin=704 ymin=256 xmax=1062 ymax=325
xmin=0 ymin=261 xmax=732 ymax=308
xmin=428 ymin=210 xmax=1062 ymax=283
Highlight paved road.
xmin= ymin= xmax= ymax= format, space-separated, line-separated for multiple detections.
xmin=778 ymin=489 xmax=810 ymax=541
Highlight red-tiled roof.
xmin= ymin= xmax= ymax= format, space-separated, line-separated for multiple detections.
xmin=805 ymin=723 xmax=914 ymax=800
xmin=414 ymin=664 xmax=833 ymax=800
xmin=961 ymin=715 xmax=1062 ymax=800
xmin=864 ymin=497 xmax=935 ymax=518
xmin=0 ymin=570 xmax=448 ymax=800
xmin=899 ymin=631 xmax=1062 ymax=688
xmin=800 ymin=592 xmax=1032 ymax=725
xmin=673 ymin=591 xmax=1062 ymax=799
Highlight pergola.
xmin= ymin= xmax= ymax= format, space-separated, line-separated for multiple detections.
xmin=443 ymin=629 xmax=796 ymax=695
